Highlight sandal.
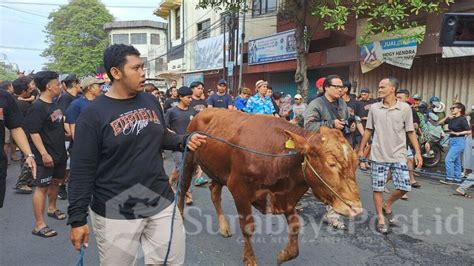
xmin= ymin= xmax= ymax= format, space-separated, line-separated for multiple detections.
xmin=382 ymin=204 xmax=396 ymax=225
xmin=376 ymin=221 xmax=388 ymax=234
xmin=455 ymin=188 xmax=472 ymax=198
xmin=47 ymin=209 xmax=66 ymax=220
xmin=411 ymin=182 xmax=421 ymax=189
xmin=32 ymin=226 xmax=57 ymax=238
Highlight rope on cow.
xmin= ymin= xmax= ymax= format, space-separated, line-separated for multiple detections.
xmin=193 ymin=131 xmax=299 ymax=158
xmin=164 ymin=133 xmax=192 ymax=265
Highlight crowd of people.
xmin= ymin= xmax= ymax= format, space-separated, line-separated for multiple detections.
xmin=0 ymin=43 xmax=472 ymax=263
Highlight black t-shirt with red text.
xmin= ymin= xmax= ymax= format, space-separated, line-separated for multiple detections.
xmin=67 ymin=92 xmax=186 ymax=226
xmin=24 ymin=99 xmax=66 ymax=165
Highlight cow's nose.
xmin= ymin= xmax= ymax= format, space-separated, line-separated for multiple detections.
xmin=348 ymin=207 xmax=364 ymax=217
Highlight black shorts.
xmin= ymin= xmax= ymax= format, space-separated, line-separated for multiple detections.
xmin=34 ymin=163 xmax=67 ymax=187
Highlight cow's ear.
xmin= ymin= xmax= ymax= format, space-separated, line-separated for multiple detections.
xmin=284 ymin=130 xmax=309 ymax=154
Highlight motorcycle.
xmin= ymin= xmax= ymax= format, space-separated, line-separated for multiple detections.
xmin=420 ymin=112 xmax=449 ymax=168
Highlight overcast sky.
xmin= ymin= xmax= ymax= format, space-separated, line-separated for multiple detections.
xmin=0 ymin=0 xmax=165 ymax=72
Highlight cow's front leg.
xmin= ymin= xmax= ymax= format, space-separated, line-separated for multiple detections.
xmin=209 ymin=181 xmax=232 ymax=237
xmin=277 ymin=208 xmax=300 ymax=264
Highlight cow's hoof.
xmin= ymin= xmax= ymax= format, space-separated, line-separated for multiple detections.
xmin=243 ymin=258 xmax=258 ymax=266
xmin=277 ymin=249 xmax=298 ymax=265
xmin=219 ymin=226 xmax=232 ymax=238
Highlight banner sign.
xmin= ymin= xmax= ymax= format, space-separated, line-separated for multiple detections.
xmin=193 ymin=34 xmax=225 ymax=71
xmin=360 ymin=37 xmax=418 ymax=73
xmin=248 ymin=29 xmax=296 ymax=65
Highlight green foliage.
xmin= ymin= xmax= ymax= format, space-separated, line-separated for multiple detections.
xmin=196 ymin=0 xmax=249 ymax=12
xmin=0 ymin=67 xmax=16 ymax=81
xmin=312 ymin=0 xmax=454 ymax=45
xmin=42 ymin=0 xmax=114 ymax=76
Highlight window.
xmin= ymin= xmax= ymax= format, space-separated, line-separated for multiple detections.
xmin=131 ymin=33 xmax=147 ymax=45
xmin=155 ymin=58 xmax=165 ymax=72
xmin=252 ymin=0 xmax=277 ymax=17
xmin=151 ymin=33 xmax=160 ymax=45
xmin=175 ymin=7 xmax=181 ymax=39
xmin=112 ymin=34 xmax=129 ymax=44
xmin=197 ymin=19 xmax=211 ymax=40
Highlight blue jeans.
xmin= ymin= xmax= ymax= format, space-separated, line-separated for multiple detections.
xmin=445 ymin=137 xmax=465 ymax=181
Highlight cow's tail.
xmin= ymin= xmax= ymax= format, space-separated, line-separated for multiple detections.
xmin=178 ymin=151 xmax=198 ymax=216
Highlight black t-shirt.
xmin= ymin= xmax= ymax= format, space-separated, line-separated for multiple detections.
xmin=165 ymin=106 xmax=197 ymax=135
xmin=207 ymin=93 xmax=232 ymax=108
xmin=163 ymin=97 xmax=179 ymax=113
xmin=345 ymin=96 xmax=362 ymax=117
xmin=57 ymin=91 xmax=78 ymax=114
xmin=189 ymin=98 xmax=208 ymax=113
xmin=358 ymin=98 xmax=377 ymax=118
xmin=24 ymin=99 xmax=66 ymax=164
xmin=0 ymin=91 xmax=23 ymax=166
xmin=412 ymin=108 xmax=420 ymax=125
xmin=447 ymin=116 xmax=470 ymax=137
xmin=67 ymin=92 xmax=185 ymax=226
xmin=14 ymin=96 xmax=31 ymax=117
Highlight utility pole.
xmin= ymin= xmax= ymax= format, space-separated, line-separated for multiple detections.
xmin=222 ymin=16 xmax=226 ymax=80
xmin=238 ymin=12 xmax=245 ymax=90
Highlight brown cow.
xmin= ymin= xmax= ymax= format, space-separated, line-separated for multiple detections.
xmin=179 ymin=108 xmax=363 ymax=265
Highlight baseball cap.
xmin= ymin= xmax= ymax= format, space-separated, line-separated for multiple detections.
xmin=294 ymin=94 xmax=302 ymax=99
xmin=217 ymin=79 xmax=227 ymax=85
xmin=316 ymin=77 xmax=326 ymax=88
xmin=80 ymin=76 xmax=104 ymax=89
xmin=412 ymin=94 xmax=422 ymax=100
xmin=407 ymin=97 xmax=415 ymax=105
xmin=360 ymin=88 xmax=370 ymax=93
xmin=177 ymin=86 xmax=192 ymax=96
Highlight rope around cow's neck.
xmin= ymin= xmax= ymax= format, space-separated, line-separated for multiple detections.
xmin=302 ymin=156 xmax=355 ymax=210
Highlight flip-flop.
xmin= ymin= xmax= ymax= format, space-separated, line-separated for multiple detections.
xmin=376 ymin=219 xmax=389 ymax=234
xmin=32 ymin=226 xmax=57 ymax=238
xmin=455 ymin=188 xmax=472 ymax=198
xmin=382 ymin=204 xmax=396 ymax=225
xmin=47 ymin=209 xmax=66 ymax=220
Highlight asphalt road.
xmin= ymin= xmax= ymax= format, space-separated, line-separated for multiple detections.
xmin=1 ymin=155 xmax=473 ymax=265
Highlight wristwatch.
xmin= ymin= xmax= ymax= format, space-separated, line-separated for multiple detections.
xmin=26 ymin=154 xmax=35 ymax=159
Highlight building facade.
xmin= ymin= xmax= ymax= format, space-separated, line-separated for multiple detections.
xmin=103 ymin=20 xmax=168 ymax=84
xmin=155 ymin=0 xmax=278 ymax=91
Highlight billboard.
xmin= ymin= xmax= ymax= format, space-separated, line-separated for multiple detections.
xmin=248 ymin=29 xmax=297 ymax=65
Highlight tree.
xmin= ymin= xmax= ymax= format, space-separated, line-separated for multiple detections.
xmin=197 ymin=0 xmax=452 ymax=100
xmin=313 ymin=0 xmax=454 ymax=45
xmin=0 ymin=67 xmax=16 ymax=81
xmin=42 ymin=0 xmax=114 ymax=76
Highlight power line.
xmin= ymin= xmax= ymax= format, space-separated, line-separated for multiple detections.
xmin=147 ymin=17 xmax=227 ymax=64
xmin=0 ymin=4 xmax=49 ymax=18
xmin=139 ymin=9 xmax=214 ymax=58
xmin=1 ymin=1 xmax=156 ymax=8
xmin=0 ymin=45 xmax=44 ymax=51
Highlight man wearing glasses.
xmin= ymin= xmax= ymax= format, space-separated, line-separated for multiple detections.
xmin=304 ymin=74 xmax=349 ymax=133
xmin=303 ymin=74 xmax=350 ymax=230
